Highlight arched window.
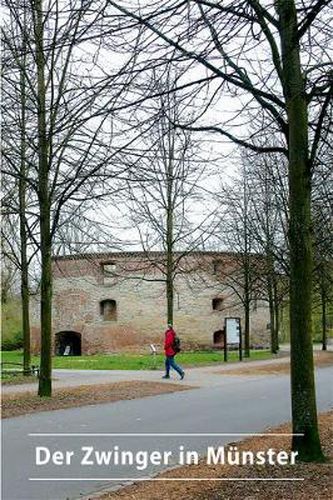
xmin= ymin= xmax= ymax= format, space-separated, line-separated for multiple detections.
xmin=100 ymin=299 xmax=117 ymax=321
xmin=213 ymin=330 xmax=225 ymax=346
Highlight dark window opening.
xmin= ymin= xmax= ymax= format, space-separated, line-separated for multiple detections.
xmin=55 ymin=331 xmax=81 ymax=356
xmin=213 ymin=330 xmax=225 ymax=346
xmin=102 ymin=262 xmax=116 ymax=275
xmin=100 ymin=299 xmax=117 ymax=321
xmin=213 ymin=260 xmax=223 ymax=274
xmin=101 ymin=262 xmax=116 ymax=285
xmin=212 ymin=298 xmax=224 ymax=311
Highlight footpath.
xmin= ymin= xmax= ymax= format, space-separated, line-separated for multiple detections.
xmin=2 ymin=354 xmax=290 ymax=395
xmin=3 ymin=344 xmax=332 ymax=396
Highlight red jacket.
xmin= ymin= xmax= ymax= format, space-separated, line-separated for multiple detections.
xmin=164 ymin=328 xmax=176 ymax=356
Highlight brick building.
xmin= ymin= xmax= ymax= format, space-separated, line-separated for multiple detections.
xmin=30 ymin=251 xmax=270 ymax=354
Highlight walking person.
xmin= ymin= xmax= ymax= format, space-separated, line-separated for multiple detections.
xmin=162 ymin=323 xmax=185 ymax=380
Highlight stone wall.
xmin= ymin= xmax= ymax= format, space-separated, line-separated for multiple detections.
xmin=30 ymin=252 xmax=270 ymax=354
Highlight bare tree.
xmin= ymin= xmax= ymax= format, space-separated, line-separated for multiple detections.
xmin=105 ymin=0 xmax=332 ymax=460
xmin=213 ymin=163 xmax=259 ymax=357
xmin=2 ymin=0 xmax=142 ymax=396
xmin=1 ymin=2 xmax=35 ymax=373
xmin=246 ymin=151 xmax=289 ymax=353
xmin=119 ymin=74 xmax=216 ymax=325
xmin=312 ymin=146 xmax=333 ymax=350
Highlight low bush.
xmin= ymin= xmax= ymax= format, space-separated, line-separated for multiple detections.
xmin=1 ymin=299 xmax=23 ymax=351
xmin=1 ymin=332 xmax=23 ymax=351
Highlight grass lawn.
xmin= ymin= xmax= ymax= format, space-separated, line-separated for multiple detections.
xmin=1 ymin=349 xmax=274 ymax=372
xmin=1 ymin=373 xmax=38 ymax=385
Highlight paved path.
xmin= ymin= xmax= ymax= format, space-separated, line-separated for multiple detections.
xmin=2 ymin=366 xmax=332 ymax=500
xmin=4 ymin=347 xmax=332 ymax=395
xmin=2 ymin=355 xmax=291 ymax=395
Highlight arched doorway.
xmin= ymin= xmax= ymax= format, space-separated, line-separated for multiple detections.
xmin=213 ymin=330 xmax=225 ymax=348
xmin=55 ymin=331 xmax=82 ymax=356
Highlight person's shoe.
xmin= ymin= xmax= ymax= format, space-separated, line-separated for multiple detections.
xmin=180 ymin=371 xmax=185 ymax=380
xmin=162 ymin=375 xmax=170 ymax=379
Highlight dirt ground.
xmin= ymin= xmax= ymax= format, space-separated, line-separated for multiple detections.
xmin=220 ymin=351 xmax=333 ymax=376
xmin=1 ymin=381 xmax=193 ymax=418
xmin=90 ymin=411 xmax=333 ymax=500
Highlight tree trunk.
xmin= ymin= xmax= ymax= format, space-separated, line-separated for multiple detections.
xmin=268 ymin=281 xmax=278 ymax=354
xmin=244 ymin=294 xmax=250 ymax=357
xmin=243 ymin=258 xmax=250 ymax=357
xmin=321 ymin=289 xmax=327 ymax=351
xmin=273 ymin=280 xmax=280 ymax=352
xmin=34 ymin=0 xmax=52 ymax=397
xmin=277 ymin=0 xmax=324 ymax=461
xmin=243 ymin=171 xmax=251 ymax=358
xmin=21 ymin=253 xmax=31 ymax=375
xmin=267 ymin=249 xmax=278 ymax=354
xmin=38 ymin=226 xmax=53 ymax=397
xmin=165 ymin=115 xmax=175 ymax=326
xmin=19 ymin=20 xmax=31 ymax=375
xmin=166 ymin=181 xmax=174 ymax=324
xmin=166 ymin=211 xmax=174 ymax=325
xmin=268 ymin=270 xmax=279 ymax=354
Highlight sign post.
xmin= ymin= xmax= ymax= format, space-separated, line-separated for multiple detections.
xmin=150 ymin=344 xmax=157 ymax=369
xmin=224 ymin=317 xmax=242 ymax=362
xmin=223 ymin=329 xmax=228 ymax=362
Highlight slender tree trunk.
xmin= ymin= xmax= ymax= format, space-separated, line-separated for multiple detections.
xmin=19 ymin=14 xmax=31 ymax=375
xmin=268 ymin=281 xmax=277 ymax=354
xmin=267 ymin=250 xmax=279 ymax=354
xmin=280 ymin=302 xmax=285 ymax=340
xmin=20 ymin=232 xmax=31 ymax=375
xmin=243 ymin=259 xmax=250 ymax=357
xmin=321 ymin=288 xmax=327 ymax=351
xmin=166 ymin=122 xmax=174 ymax=326
xmin=273 ymin=280 xmax=280 ymax=352
xmin=268 ymin=267 xmax=279 ymax=354
xmin=243 ymin=170 xmax=251 ymax=358
xmin=34 ymin=0 xmax=52 ymax=397
xmin=277 ymin=0 xmax=324 ymax=461
xmin=166 ymin=205 xmax=174 ymax=325
xmin=244 ymin=295 xmax=250 ymax=357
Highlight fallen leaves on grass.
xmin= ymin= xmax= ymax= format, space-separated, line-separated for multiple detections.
xmin=1 ymin=381 xmax=193 ymax=419
xmin=91 ymin=411 xmax=333 ymax=500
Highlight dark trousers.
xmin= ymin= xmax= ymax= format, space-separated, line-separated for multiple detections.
xmin=165 ymin=355 xmax=183 ymax=377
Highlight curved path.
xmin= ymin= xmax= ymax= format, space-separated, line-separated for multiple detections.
xmin=2 ymin=365 xmax=332 ymax=500
xmin=2 ymin=355 xmax=290 ymax=395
